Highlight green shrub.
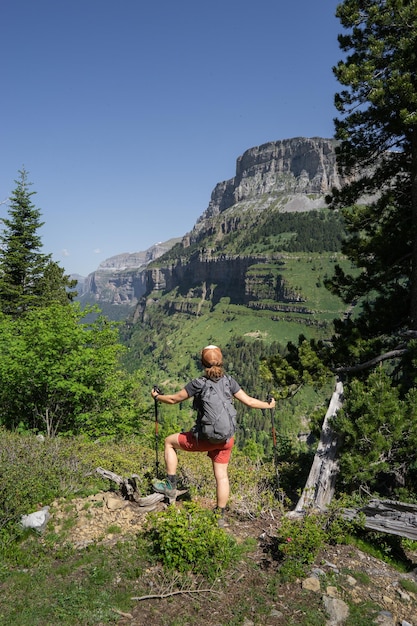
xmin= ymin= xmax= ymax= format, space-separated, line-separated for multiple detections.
xmin=276 ymin=513 xmax=326 ymax=581
xmin=144 ymin=502 xmax=243 ymax=580
xmin=325 ymin=497 xmax=366 ymax=545
xmin=399 ymin=578 xmax=417 ymax=594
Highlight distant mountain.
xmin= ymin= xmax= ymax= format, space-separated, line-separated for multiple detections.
xmin=79 ymin=137 xmax=351 ymax=310
xmin=70 ymin=274 xmax=88 ymax=296
xmin=75 ymin=238 xmax=181 ymax=307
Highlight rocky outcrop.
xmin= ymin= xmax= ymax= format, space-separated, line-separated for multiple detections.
xmin=137 ymin=139 xmax=349 ymax=312
xmin=83 ymin=138 xmax=347 ymax=308
xmin=187 ymin=137 xmax=346 ymax=244
xmin=81 ymin=238 xmax=180 ymax=305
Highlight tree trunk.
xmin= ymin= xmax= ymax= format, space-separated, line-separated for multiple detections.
xmin=410 ymin=128 xmax=417 ymax=330
xmin=292 ymin=379 xmax=344 ymax=513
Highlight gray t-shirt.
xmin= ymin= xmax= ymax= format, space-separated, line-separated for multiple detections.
xmin=184 ymin=375 xmax=241 ymax=400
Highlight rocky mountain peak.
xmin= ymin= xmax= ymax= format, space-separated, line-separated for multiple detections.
xmin=81 ymin=137 xmax=346 ymax=307
xmin=197 ymin=137 xmax=342 ymax=221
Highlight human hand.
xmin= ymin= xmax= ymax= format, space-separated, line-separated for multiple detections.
xmin=152 ymin=385 xmax=161 ymax=400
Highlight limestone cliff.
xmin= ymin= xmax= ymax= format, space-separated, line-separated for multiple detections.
xmin=81 ymin=239 xmax=180 ymax=306
xmin=186 ymin=137 xmax=346 ymax=245
xmin=83 ymin=137 xmax=347 ymax=307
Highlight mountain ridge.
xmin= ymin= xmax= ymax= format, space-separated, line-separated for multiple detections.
xmin=78 ymin=137 xmax=346 ymax=307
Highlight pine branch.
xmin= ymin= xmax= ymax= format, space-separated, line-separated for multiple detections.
xmin=334 ymin=348 xmax=408 ymax=375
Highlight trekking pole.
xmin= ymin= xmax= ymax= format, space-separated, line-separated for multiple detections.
xmin=153 ymin=385 xmax=162 ymax=478
xmin=267 ymin=393 xmax=283 ymax=504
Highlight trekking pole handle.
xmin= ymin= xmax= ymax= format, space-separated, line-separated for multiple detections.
xmin=153 ymin=385 xmax=162 ymax=401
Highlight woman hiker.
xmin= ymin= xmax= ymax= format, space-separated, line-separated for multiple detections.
xmin=150 ymin=344 xmax=275 ymax=526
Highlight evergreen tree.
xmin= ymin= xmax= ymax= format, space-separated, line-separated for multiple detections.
xmin=260 ymin=3 xmax=417 ymax=498
xmin=326 ymin=0 xmax=417 ymax=355
xmin=36 ymin=259 xmax=78 ymax=306
xmin=0 ymin=170 xmax=76 ymax=315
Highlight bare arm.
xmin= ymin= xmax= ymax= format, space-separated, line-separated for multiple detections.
xmin=151 ymin=388 xmax=189 ymax=405
xmin=234 ymin=389 xmax=275 ymax=409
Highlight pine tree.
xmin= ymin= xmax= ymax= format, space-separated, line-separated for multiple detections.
xmin=328 ymin=0 xmax=417 ymax=348
xmin=0 ymin=170 xmax=76 ymax=315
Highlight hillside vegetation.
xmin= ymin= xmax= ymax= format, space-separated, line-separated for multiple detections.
xmin=121 ymin=208 xmax=352 ymax=452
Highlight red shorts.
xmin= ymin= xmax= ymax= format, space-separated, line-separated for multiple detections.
xmin=177 ymin=431 xmax=234 ymax=464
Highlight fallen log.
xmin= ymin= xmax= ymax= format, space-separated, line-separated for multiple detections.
xmin=96 ymin=467 xmax=142 ymax=501
xmin=343 ymin=499 xmax=417 ymax=541
xmin=96 ymin=466 xmax=187 ymax=506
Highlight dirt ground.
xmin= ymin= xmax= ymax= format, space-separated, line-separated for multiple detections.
xmin=53 ymin=490 xmax=417 ymax=626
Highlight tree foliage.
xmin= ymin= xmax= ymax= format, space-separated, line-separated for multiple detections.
xmin=259 ymin=2 xmax=417 ymax=500
xmin=0 ymin=304 xmax=147 ymax=437
xmin=327 ymin=0 xmax=417 ymax=349
xmin=0 ymin=170 xmax=76 ymax=315
xmin=321 ymin=1 xmax=417 ymax=499
xmin=236 ymin=209 xmax=346 ymax=253
xmin=280 ymin=0 xmax=417 ymax=379
xmin=333 ymin=368 xmax=417 ymax=497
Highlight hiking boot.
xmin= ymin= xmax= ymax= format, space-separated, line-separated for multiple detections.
xmin=213 ymin=506 xmax=229 ymax=528
xmin=152 ymin=478 xmax=177 ymax=503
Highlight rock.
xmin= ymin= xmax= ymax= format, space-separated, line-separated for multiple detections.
xmin=82 ymin=239 xmax=180 ymax=305
xmin=311 ymin=567 xmax=326 ymax=577
xmin=326 ymin=586 xmax=339 ymax=598
xmin=396 ymin=588 xmax=411 ymax=602
xmin=20 ymin=506 xmax=50 ymax=533
xmin=104 ymin=493 xmax=129 ymax=511
xmin=375 ymin=611 xmax=395 ymax=625
xmin=82 ymin=137 xmax=352 ymax=307
xmin=302 ymin=577 xmax=321 ymax=592
xmin=201 ymin=137 xmax=345 ymax=222
xmin=323 ymin=596 xmax=349 ymax=625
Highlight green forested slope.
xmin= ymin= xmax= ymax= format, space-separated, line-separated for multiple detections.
xmin=121 ymin=208 xmax=349 ymax=455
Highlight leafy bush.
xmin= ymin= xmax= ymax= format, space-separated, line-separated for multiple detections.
xmin=325 ymin=495 xmax=366 ymax=545
xmin=276 ymin=513 xmax=326 ymax=581
xmin=145 ymin=502 xmax=243 ymax=580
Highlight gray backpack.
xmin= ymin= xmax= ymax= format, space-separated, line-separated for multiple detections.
xmin=193 ymin=376 xmax=237 ymax=443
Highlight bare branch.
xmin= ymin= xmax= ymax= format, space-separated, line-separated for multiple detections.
xmin=131 ymin=588 xmax=219 ymax=601
xmin=111 ymin=609 xmax=133 ymax=619
xmin=334 ymin=348 xmax=408 ymax=375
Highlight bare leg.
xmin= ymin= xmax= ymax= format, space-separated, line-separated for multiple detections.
xmin=212 ymin=461 xmax=230 ymax=508
xmin=164 ymin=433 xmax=181 ymax=475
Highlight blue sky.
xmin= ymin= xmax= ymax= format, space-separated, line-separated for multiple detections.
xmin=1 ymin=0 xmax=341 ymax=277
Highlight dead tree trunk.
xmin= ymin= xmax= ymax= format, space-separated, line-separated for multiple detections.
xmin=343 ymin=499 xmax=417 ymax=541
xmin=289 ymin=380 xmax=417 ymax=541
xmin=292 ymin=379 xmax=344 ymax=514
